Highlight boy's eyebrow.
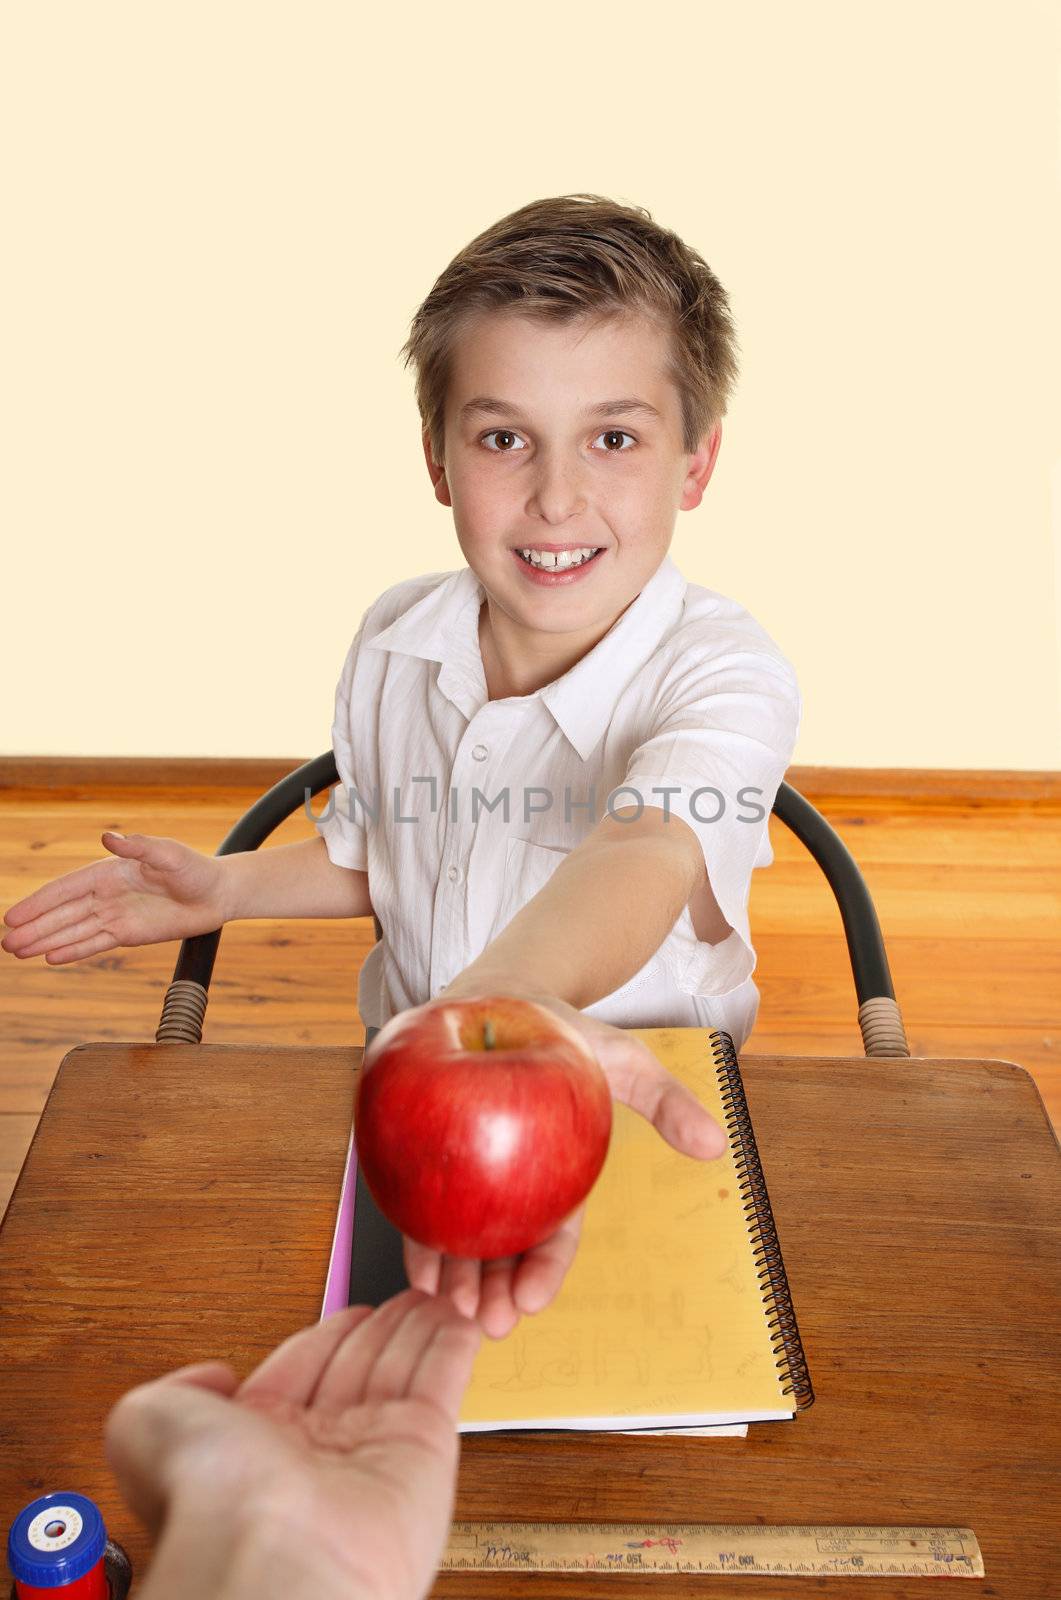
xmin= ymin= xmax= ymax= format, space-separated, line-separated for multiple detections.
xmin=458 ymin=395 xmax=664 ymax=423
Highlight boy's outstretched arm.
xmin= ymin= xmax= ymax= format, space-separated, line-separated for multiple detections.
xmin=410 ymin=806 xmax=727 ymax=1338
xmin=443 ymin=804 xmax=710 ymax=1013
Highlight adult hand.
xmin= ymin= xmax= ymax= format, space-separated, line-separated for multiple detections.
xmin=402 ymin=990 xmax=727 ymax=1339
xmin=104 ymin=1290 xmax=482 ymax=1600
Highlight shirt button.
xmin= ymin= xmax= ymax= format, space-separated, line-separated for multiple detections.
xmin=472 ymin=743 xmax=489 ymax=761
xmin=447 ymin=865 xmax=459 ymax=882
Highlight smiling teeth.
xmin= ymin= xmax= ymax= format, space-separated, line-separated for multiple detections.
xmin=519 ymin=546 xmax=600 ymax=570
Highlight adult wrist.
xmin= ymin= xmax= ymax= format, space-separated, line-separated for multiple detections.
xmin=216 ymin=1487 xmax=382 ymax=1600
xmin=138 ymin=1485 xmax=376 ymax=1600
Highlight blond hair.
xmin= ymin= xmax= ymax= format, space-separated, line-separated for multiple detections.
xmin=398 ymin=193 xmax=740 ymax=469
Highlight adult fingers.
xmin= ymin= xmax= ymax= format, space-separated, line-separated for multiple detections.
xmin=145 ymin=1361 xmax=242 ymax=1399
xmin=236 ymin=1304 xmax=375 ymax=1406
xmin=363 ymin=1291 xmax=480 ymax=1406
xmin=103 ymin=1368 xmax=238 ymax=1537
xmin=405 ymin=1298 xmax=484 ymax=1421
xmin=311 ymin=1290 xmax=433 ymax=1412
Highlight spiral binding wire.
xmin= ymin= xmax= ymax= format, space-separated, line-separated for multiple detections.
xmin=710 ymin=1029 xmax=815 ymax=1412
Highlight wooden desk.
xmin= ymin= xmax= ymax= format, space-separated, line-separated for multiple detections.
xmin=0 ymin=1043 xmax=1058 ymax=1599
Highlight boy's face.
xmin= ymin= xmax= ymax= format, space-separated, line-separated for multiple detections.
xmin=425 ymin=309 xmax=720 ymax=639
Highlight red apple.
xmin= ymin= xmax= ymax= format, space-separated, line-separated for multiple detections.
xmin=354 ymin=996 xmax=613 ymax=1259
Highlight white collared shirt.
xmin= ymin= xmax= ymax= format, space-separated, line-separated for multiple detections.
xmin=314 ymin=553 xmax=801 ymax=1052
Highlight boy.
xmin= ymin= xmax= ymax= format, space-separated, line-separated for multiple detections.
xmin=2 ymin=194 xmax=800 ymax=1339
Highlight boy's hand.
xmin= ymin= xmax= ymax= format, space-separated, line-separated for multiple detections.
xmin=402 ymin=991 xmax=727 ymax=1339
xmin=1 ymin=832 xmax=229 ymax=966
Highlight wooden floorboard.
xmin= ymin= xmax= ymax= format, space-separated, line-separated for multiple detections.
xmin=1 ymin=783 xmax=1058 ymax=1218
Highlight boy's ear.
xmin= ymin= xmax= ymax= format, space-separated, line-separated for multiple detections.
xmin=422 ymin=428 xmax=452 ymax=507
xmin=680 ymin=421 xmax=723 ymax=512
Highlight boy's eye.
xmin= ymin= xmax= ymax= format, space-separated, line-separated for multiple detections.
xmin=481 ymin=429 xmax=527 ymax=452
xmin=479 ymin=429 xmax=637 ymax=452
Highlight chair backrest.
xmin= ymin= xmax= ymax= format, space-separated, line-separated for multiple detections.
xmin=155 ymin=752 xmax=908 ymax=1057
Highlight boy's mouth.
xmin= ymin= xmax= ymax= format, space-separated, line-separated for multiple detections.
xmin=512 ymin=544 xmax=604 ymax=574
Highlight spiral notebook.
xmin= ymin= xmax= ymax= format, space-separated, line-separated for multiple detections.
xmin=320 ymin=1026 xmax=813 ymax=1433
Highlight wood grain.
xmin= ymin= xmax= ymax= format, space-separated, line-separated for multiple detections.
xmin=0 ymin=1041 xmax=1057 ymax=1598
xmin=3 ymin=756 xmax=1059 ymax=808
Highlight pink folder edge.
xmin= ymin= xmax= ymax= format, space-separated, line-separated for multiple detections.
xmin=320 ymin=1125 xmax=356 ymax=1320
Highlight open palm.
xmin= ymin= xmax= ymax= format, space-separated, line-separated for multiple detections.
xmin=403 ymin=993 xmax=727 ymax=1338
xmin=1 ymin=831 xmax=227 ymax=964
xmin=105 ymin=1290 xmax=482 ymax=1600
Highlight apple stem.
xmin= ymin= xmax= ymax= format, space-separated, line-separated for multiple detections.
xmin=483 ymin=1019 xmax=496 ymax=1050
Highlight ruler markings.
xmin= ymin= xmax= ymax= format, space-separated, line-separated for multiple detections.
xmin=441 ymin=1522 xmax=985 ymax=1578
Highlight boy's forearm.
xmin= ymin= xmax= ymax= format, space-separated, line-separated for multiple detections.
xmin=442 ymin=833 xmax=700 ymax=1010
xmin=220 ymin=836 xmax=373 ymax=922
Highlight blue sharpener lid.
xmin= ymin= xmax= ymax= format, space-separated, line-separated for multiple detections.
xmin=7 ymin=1492 xmax=107 ymax=1588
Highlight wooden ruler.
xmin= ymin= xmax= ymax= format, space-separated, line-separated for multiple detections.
xmin=441 ymin=1522 xmax=985 ymax=1578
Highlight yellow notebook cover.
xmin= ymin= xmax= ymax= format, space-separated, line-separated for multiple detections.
xmin=457 ymin=1026 xmax=812 ymax=1432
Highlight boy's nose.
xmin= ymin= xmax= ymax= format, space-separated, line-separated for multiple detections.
xmin=529 ymin=469 xmax=588 ymax=522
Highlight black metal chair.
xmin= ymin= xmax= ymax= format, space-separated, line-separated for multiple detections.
xmin=155 ymin=753 xmax=910 ymax=1058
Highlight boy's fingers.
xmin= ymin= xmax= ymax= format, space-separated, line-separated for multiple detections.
xmin=102 ymin=831 xmax=149 ymax=853
xmin=511 ymin=1207 xmax=585 ymax=1315
xmin=609 ymin=1047 xmax=726 ymax=1158
xmin=237 ymin=1304 xmax=375 ymax=1406
xmin=404 ymin=1235 xmax=443 ymax=1295
xmin=652 ymin=1079 xmax=726 ymax=1158
xmin=437 ymin=1253 xmax=482 ymax=1319
xmin=2 ymin=894 xmax=94 ymax=952
xmin=2 ymin=863 xmax=101 ymax=927
xmin=1 ymin=896 xmax=89 ymax=940
xmin=11 ymin=910 xmax=100 ymax=959
xmin=45 ymin=932 xmax=117 ymax=965
xmin=104 ymin=832 xmax=189 ymax=880
xmin=477 ymin=1255 xmax=521 ymax=1339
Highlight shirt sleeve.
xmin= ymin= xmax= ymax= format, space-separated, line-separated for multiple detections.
xmin=315 ymin=615 xmax=371 ymax=873
xmin=618 ymin=647 xmax=802 ymax=998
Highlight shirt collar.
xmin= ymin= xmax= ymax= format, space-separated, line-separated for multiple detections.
xmin=365 ymin=553 xmax=688 ymax=761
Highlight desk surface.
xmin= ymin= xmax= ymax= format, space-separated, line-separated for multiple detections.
xmin=0 ymin=1041 xmax=1058 ymax=1600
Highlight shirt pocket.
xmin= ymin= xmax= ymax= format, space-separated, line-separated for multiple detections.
xmin=494 ymin=837 xmax=571 ymax=935
xmin=493 ymin=837 xmax=663 ymax=998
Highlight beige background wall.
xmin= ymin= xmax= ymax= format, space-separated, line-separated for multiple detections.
xmin=2 ymin=1 xmax=1058 ymax=770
